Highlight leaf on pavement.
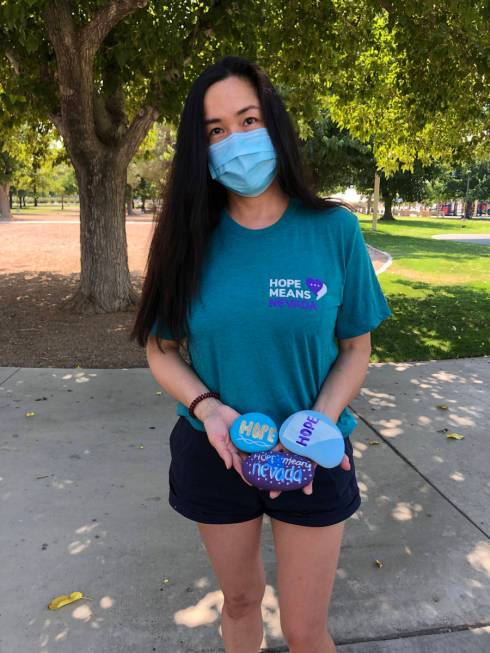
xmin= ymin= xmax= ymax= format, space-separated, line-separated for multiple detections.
xmin=48 ymin=591 xmax=91 ymax=610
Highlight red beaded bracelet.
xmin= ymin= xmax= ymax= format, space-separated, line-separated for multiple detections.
xmin=188 ymin=391 xmax=221 ymax=418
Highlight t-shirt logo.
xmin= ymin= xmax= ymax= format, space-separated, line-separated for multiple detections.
xmin=268 ymin=277 xmax=328 ymax=310
xmin=305 ymin=278 xmax=328 ymax=299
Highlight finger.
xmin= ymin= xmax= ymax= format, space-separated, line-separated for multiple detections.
xmin=269 ymin=490 xmax=282 ymax=499
xmin=302 ymin=481 xmax=314 ymax=495
xmin=340 ymin=453 xmax=351 ymax=471
xmin=231 ymin=451 xmax=252 ymax=485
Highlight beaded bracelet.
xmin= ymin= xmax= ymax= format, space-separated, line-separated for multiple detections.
xmin=188 ymin=391 xmax=221 ymax=418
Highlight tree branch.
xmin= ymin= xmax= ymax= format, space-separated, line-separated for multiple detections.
xmin=82 ymin=0 xmax=149 ymax=56
xmin=119 ymin=105 xmax=159 ymax=164
xmin=94 ymin=83 xmax=134 ymax=146
xmin=42 ymin=0 xmax=100 ymax=155
xmin=5 ymin=48 xmax=21 ymax=74
xmin=48 ymin=112 xmax=64 ymax=136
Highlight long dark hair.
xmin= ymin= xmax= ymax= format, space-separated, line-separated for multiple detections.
xmin=130 ymin=55 xmax=351 ymax=352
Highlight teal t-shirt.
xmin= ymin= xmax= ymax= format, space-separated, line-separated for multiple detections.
xmin=150 ymin=197 xmax=393 ymax=437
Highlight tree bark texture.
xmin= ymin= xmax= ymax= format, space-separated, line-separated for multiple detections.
xmin=68 ymin=158 xmax=137 ymax=313
xmin=0 ymin=183 xmax=12 ymax=220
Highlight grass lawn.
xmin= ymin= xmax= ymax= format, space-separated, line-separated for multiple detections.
xmin=12 ymin=203 xmax=80 ymax=211
xmin=358 ymin=215 xmax=490 ymax=363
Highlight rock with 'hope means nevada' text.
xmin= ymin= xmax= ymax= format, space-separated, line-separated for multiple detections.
xmin=242 ymin=451 xmax=314 ymax=491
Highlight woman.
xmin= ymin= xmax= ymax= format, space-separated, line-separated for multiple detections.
xmin=131 ymin=55 xmax=392 ymax=653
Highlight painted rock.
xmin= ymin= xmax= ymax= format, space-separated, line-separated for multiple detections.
xmin=242 ymin=451 xmax=315 ymax=491
xmin=230 ymin=412 xmax=278 ymax=453
xmin=279 ymin=410 xmax=345 ymax=468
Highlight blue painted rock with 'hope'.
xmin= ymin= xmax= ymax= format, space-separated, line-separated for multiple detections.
xmin=242 ymin=451 xmax=315 ymax=491
xmin=230 ymin=412 xmax=278 ymax=453
xmin=279 ymin=410 xmax=345 ymax=468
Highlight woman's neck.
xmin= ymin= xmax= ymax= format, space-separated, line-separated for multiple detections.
xmin=226 ymin=180 xmax=290 ymax=229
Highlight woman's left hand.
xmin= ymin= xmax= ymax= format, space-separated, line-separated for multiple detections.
xmin=268 ymin=450 xmax=351 ymax=500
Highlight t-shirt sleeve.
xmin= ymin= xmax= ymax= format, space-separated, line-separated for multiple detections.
xmin=334 ymin=214 xmax=393 ymax=339
xmin=149 ymin=316 xmax=179 ymax=341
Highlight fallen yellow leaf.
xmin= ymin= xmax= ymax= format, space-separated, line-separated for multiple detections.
xmin=368 ymin=440 xmax=380 ymax=446
xmin=25 ymin=411 xmax=36 ymax=417
xmin=48 ymin=591 xmax=91 ymax=610
xmin=374 ymin=559 xmax=384 ymax=568
xmin=447 ymin=433 xmax=465 ymax=440
xmin=155 ymin=391 xmax=163 ymax=396
xmin=436 ymin=404 xmax=448 ymax=410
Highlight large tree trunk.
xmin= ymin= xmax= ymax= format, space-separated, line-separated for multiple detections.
xmin=42 ymin=0 xmax=156 ymax=314
xmin=380 ymin=192 xmax=395 ymax=221
xmin=0 ymin=183 xmax=12 ymax=220
xmin=65 ymin=157 xmax=137 ymax=313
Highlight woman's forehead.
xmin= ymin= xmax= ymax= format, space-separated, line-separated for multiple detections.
xmin=204 ymin=76 xmax=260 ymax=119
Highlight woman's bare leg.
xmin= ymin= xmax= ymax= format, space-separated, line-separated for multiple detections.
xmin=198 ymin=516 xmax=265 ymax=653
xmin=271 ymin=518 xmax=346 ymax=653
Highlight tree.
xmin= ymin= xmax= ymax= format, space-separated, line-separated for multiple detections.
xmin=427 ymin=158 xmax=490 ymax=217
xmin=47 ymin=162 xmax=78 ymax=210
xmin=321 ymin=1 xmax=489 ymax=174
xmin=2 ymin=0 xmax=488 ymax=312
xmin=378 ymin=161 xmax=435 ymax=220
xmin=301 ymin=110 xmax=436 ymax=219
xmin=7 ymin=121 xmax=58 ymax=207
xmin=0 ymin=149 xmax=15 ymax=219
xmin=1 ymin=0 xmax=247 ymax=312
xmin=300 ymin=111 xmax=374 ymax=195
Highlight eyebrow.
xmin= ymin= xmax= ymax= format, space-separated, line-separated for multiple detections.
xmin=204 ymin=104 xmax=261 ymax=126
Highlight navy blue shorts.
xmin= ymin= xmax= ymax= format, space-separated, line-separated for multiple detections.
xmin=168 ymin=416 xmax=361 ymax=527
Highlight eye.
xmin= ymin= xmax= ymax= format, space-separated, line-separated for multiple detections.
xmin=209 ymin=127 xmax=223 ymax=137
xmin=244 ymin=116 xmax=258 ymax=126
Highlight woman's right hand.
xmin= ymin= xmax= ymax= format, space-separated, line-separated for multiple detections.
xmin=199 ymin=402 xmax=251 ymax=486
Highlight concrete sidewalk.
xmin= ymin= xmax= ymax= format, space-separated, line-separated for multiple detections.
xmin=0 ymin=358 xmax=489 ymax=653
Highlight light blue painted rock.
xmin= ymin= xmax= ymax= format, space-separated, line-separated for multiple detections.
xmin=243 ymin=451 xmax=315 ymax=491
xmin=230 ymin=412 xmax=278 ymax=453
xmin=279 ymin=410 xmax=345 ymax=468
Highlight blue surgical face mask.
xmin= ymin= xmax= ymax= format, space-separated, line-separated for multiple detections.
xmin=208 ymin=127 xmax=278 ymax=197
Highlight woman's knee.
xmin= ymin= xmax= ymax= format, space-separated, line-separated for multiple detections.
xmin=222 ymin=584 xmax=266 ymax=620
xmin=281 ymin=620 xmax=330 ymax=652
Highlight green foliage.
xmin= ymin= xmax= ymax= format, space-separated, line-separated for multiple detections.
xmin=426 ymin=158 xmax=490 ymax=203
xmin=1 ymin=1 xmax=488 ymax=178
xmin=127 ymin=121 xmax=175 ymax=193
xmin=301 ymin=109 xmax=438 ymax=204
xmin=380 ymin=160 xmax=437 ymax=203
xmin=300 ymin=111 xmax=375 ymax=194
